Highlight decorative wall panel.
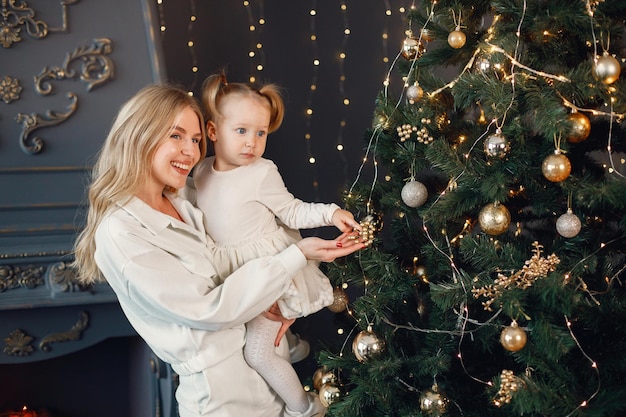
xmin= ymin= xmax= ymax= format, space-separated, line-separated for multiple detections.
xmin=0 ymin=1 xmax=171 ymax=415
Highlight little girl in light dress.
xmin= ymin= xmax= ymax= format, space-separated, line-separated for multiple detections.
xmin=189 ymin=72 xmax=359 ymax=417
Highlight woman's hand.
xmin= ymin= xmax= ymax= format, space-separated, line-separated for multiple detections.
xmin=295 ymin=231 xmax=365 ymax=263
xmin=264 ymin=302 xmax=295 ymax=346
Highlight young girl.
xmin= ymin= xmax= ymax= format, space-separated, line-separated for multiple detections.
xmin=72 ymin=84 xmax=364 ymax=417
xmin=188 ymin=73 xmax=360 ymax=417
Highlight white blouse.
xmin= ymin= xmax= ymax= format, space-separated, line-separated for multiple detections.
xmin=94 ymin=193 xmax=305 ymax=376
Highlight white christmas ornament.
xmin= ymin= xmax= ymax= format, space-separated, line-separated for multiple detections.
xmin=401 ymin=180 xmax=428 ymax=208
xmin=556 ymin=209 xmax=581 ymax=238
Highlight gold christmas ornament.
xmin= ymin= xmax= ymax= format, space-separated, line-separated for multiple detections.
xmin=556 ymin=209 xmax=581 ymax=238
xmin=419 ymin=384 xmax=449 ymax=416
xmin=473 ymin=242 xmax=560 ymax=311
xmin=420 ymin=28 xmax=435 ymax=42
xmin=566 ymin=112 xmax=591 ymax=143
xmin=352 ymin=327 xmax=385 ymax=362
xmin=448 ymin=28 xmax=466 ymax=49
xmin=483 ymin=132 xmax=510 ymax=158
xmin=401 ymin=179 xmax=428 ymax=208
xmin=494 ymin=369 xmax=522 ymax=407
xmin=313 ymin=367 xmax=337 ymax=391
xmin=351 ymin=215 xmax=377 ymax=247
xmin=500 ymin=321 xmax=527 ymax=352
xmin=593 ymin=52 xmax=621 ymax=84
xmin=327 ymin=287 xmax=349 ymax=313
xmin=402 ymin=32 xmax=426 ymax=60
xmin=318 ymin=383 xmax=342 ymax=407
xmin=541 ymin=151 xmax=571 ymax=182
xmin=478 ymin=202 xmax=511 ymax=235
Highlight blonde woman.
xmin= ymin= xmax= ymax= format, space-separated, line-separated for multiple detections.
xmin=73 ymin=84 xmax=364 ymax=417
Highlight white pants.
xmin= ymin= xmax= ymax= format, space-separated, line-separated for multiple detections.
xmin=176 ymin=346 xmax=288 ymax=416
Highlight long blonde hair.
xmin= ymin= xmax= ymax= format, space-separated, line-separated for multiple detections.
xmin=73 ymin=84 xmax=207 ymax=284
xmin=201 ymin=71 xmax=284 ymax=133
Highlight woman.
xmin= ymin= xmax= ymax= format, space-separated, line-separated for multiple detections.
xmin=72 ymin=84 xmax=364 ymax=417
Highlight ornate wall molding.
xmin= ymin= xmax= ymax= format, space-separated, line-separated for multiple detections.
xmin=34 ymin=38 xmax=113 ymax=95
xmin=1 ymin=311 xmax=89 ymax=357
xmin=0 ymin=75 xmax=22 ymax=103
xmin=15 ymin=91 xmax=78 ymax=154
xmin=0 ymin=0 xmax=80 ymax=48
xmin=0 ymin=264 xmax=45 ymax=292
xmin=14 ymin=37 xmax=113 ymax=155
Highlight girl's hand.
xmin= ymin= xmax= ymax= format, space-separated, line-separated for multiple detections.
xmin=264 ymin=302 xmax=295 ymax=346
xmin=295 ymin=231 xmax=365 ymax=263
xmin=331 ymin=208 xmax=362 ymax=233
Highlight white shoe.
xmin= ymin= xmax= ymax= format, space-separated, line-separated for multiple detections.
xmin=289 ymin=334 xmax=310 ymax=363
xmin=284 ymin=392 xmax=327 ymax=417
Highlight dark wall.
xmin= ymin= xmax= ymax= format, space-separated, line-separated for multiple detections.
xmin=160 ymin=0 xmax=405 ymax=210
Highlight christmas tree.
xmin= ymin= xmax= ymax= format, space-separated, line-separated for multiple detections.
xmin=315 ymin=1 xmax=626 ymax=416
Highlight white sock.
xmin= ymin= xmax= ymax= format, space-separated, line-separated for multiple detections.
xmin=244 ymin=315 xmax=309 ymax=412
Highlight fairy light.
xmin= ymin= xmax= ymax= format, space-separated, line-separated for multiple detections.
xmin=157 ymin=0 xmax=166 ymax=33
xmin=186 ymin=0 xmax=199 ymax=93
xmin=244 ymin=0 xmax=266 ymax=83
xmin=302 ymin=1 xmax=319 ymax=172
xmin=336 ymin=1 xmax=350 ymax=173
xmin=563 ymin=315 xmax=601 ymax=416
xmin=156 ymin=0 xmax=198 ymax=95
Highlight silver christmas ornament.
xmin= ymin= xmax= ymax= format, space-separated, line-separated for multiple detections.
xmin=556 ymin=209 xmax=581 ymax=238
xmin=352 ymin=329 xmax=385 ymax=362
xmin=484 ymin=132 xmax=510 ymax=158
xmin=419 ymin=384 xmax=449 ymax=416
xmin=401 ymin=180 xmax=428 ymax=208
xmin=406 ymin=84 xmax=424 ymax=102
xmin=318 ymin=383 xmax=341 ymax=407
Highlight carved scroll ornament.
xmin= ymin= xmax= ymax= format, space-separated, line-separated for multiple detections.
xmin=0 ymin=0 xmax=80 ymax=48
xmin=15 ymin=38 xmax=113 ymax=155
xmin=15 ymin=91 xmax=77 ymax=154
xmin=35 ymin=38 xmax=114 ymax=95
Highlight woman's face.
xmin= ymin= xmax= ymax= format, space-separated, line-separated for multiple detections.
xmin=150 ymin=106 xmax=203 ymax=192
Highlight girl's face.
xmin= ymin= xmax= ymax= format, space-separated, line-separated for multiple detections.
xmin=149 ymin=106 xmax=203 ymax=193
xmin=208 ymin=94 xmax=270 ymax=171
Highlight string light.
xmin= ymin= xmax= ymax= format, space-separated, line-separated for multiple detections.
xmin=155 ymin=0 xmax=198 ymax=95
xmin=244 ymin=0 xmax=266 ymax=84
xmin=187 ymin=0 xmax=199 ymax=94
xmin=303 ymin=1 xmax=319 ymax=173
xmin=335 ymin=1 xmax=350 ymax=171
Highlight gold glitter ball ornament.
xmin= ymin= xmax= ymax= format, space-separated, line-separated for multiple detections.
xmin=352 ymin=328 xmax=385 ymax=362
xmin=566 ymin=112 xmax=591 ymax=143
xmin=500 ymin=321 xmax=527 ymax=352
xmin=593 ymin=52 xmax=621 ymax=84
xmin=542 ymin=152 xmax=571 ymax=182
xmin=327 ymin=287 xmax=349 ymax=313
xmin=478 ymin=202 xmax=511 ymax=235
xmin=448 ymin=29 xmax=466 ymax=49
